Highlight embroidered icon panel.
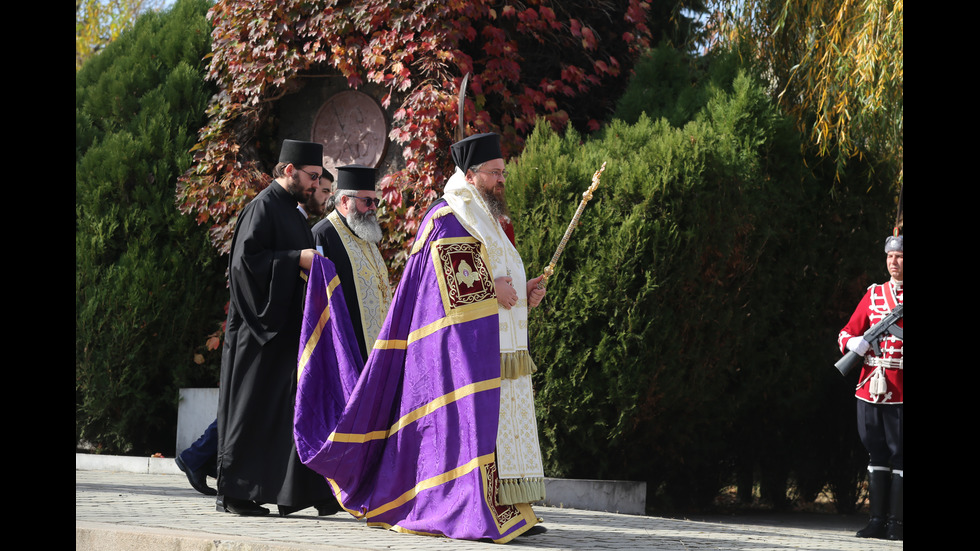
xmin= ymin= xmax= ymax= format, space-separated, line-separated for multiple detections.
xmin=432 ymin=237 xmax=494 ymax=311
xmin=480 ymin=459 xmax=523 ymax=532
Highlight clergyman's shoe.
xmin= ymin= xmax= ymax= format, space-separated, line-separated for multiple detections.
xmin=277 ymin=504 xmax=310 ymax=517
xmin=315 ymin=499 xmax=343 ymax=516
xmin=175 ymin=455 xmax=217 ymax=496
xmin=216 ymin=496 xmax=269 ymax=516
xmin=519 ymin=524 xmax=548 ymax=537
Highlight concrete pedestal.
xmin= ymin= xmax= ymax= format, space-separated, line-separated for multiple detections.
xmin=175 ymin=388 xmax=218 ymax=454
xmin=543 ymin=477 xmax=647 ymax=515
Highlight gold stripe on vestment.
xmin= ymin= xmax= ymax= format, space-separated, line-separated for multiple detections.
xmin=365 ymin=452 xmax=496 ymax=518
xmin=373 ymin=338 xmax=407 ymax=349
xmin=327 ymin=378 xmax=500 ymax=443
xmin=371 ymin=299 xmax=497 ymax=351
xmin=297 ymin=274 xmax=342 ymax=380
xmin=409 ymin=300 xmax=497 ymax=343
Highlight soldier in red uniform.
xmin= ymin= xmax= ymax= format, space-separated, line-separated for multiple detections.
xmin=838 ymin=235 xmax=903 ymax=541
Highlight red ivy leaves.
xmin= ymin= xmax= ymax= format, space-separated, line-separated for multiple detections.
xmin=177 ymin=0 xmax=651 ymax=270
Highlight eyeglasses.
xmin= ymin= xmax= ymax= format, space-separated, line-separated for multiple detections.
xmin=349 ymin=196 xmax=383 ymax=208
xmin=299 ymin=169 xmax=323 ymax=181
xmin=475 ymin=169 xmax=508 ymax=178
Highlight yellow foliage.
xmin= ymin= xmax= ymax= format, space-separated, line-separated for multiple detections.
xmin=75 ymin=0 xmax=165 ymax=71
xmin=705 ymin=0 xmax=903 ymax=183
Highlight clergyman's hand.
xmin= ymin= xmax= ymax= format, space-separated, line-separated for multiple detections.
xmin=299 ymin=248 xmax=322 ymax=271
xmin=495 ymin=276 xmax=518 ymax=310
xmin=526 ymin=275 xmax=546 ymax=308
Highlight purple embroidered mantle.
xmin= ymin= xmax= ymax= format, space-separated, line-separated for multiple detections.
xmin=294 ymin=209 xmax=538 ymax=543
xmin=294 ymin=255 xmax=364 ymax=462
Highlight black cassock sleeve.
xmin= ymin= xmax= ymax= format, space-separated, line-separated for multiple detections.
xmin=227 ymin=193 xmax=307 ymax=345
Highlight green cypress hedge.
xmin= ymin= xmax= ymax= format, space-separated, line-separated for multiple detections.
xmin=75 ymin=0 xmax=224 ymax=455
xmin=509 ymin=48 xmax=894 ymax=512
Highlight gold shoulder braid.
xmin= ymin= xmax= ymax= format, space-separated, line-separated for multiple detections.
xmin=411 ymin=205 xmax=455 ymax=256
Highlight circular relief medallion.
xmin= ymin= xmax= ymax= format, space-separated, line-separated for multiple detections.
xmin=312 ymin=90 xmax=388 ymax=176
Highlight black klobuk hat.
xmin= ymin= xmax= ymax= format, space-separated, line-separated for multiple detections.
xmin=279 ymin=139 xmax=324 ymax=168
xmin=335 ymin=165 xmax=377 ymax=191
xmin=451 ymin=133 xmax=502 ymax=172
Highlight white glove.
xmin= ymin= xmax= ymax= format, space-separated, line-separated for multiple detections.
xmin=846 ymin=337 xmax=871 ymax=356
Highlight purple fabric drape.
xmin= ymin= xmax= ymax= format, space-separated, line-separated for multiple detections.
xmin=294 ymin=211 xmax=538 ymax=543
xmin=294 ymin=255 xmax=364 ymax=463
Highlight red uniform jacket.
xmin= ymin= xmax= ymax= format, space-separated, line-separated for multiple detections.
xmin=838 ymin=281 xmax=903 ymax=404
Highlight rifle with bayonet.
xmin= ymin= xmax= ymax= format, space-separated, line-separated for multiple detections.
xmin=835 ymin=303 xmax=904 ymax=377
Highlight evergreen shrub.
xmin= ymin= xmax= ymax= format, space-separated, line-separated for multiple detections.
xmin=509 ymin=48 xmax=893 ymax=512
xmin=75 ymin=0 xmax=224 ymax=455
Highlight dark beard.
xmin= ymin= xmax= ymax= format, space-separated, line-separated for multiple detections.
xmin=481 ymin=187 xmax=509 ymax=219
xmin=305 ymin=193 xmax=326 ymax=217
xmin=284 ymin=174 xmax=308 ymax=203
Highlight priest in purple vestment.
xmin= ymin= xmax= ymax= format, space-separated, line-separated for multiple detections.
xmin=295 ymin=133 xmax=548 ymax=543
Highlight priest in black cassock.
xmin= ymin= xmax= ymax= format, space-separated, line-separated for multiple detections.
xmin=215 ymin=139 xmax=337 ymax=517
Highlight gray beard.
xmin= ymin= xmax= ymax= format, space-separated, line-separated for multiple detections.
xmin=347 ymin=209 xmax=383 ymax=244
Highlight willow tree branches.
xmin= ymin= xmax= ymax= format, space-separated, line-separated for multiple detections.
xmin=706 ymin=0 xmax=903 ymax=183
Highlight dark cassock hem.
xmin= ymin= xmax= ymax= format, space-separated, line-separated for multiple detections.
xmin=217 ymin=181 xmax=333 ymax=508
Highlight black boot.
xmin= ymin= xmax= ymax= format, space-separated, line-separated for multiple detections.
xmin=856 ymin=469 xmax=890 ymax=538
xmin=885 ymin=472 xmax=903 ymax=541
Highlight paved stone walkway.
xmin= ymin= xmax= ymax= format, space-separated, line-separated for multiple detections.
xmin=76 ymin=469 xmax=902 ymax=550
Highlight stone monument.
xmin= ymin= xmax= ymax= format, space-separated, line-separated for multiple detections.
xmin=311 ymin=89 xmax=389 ymax=174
